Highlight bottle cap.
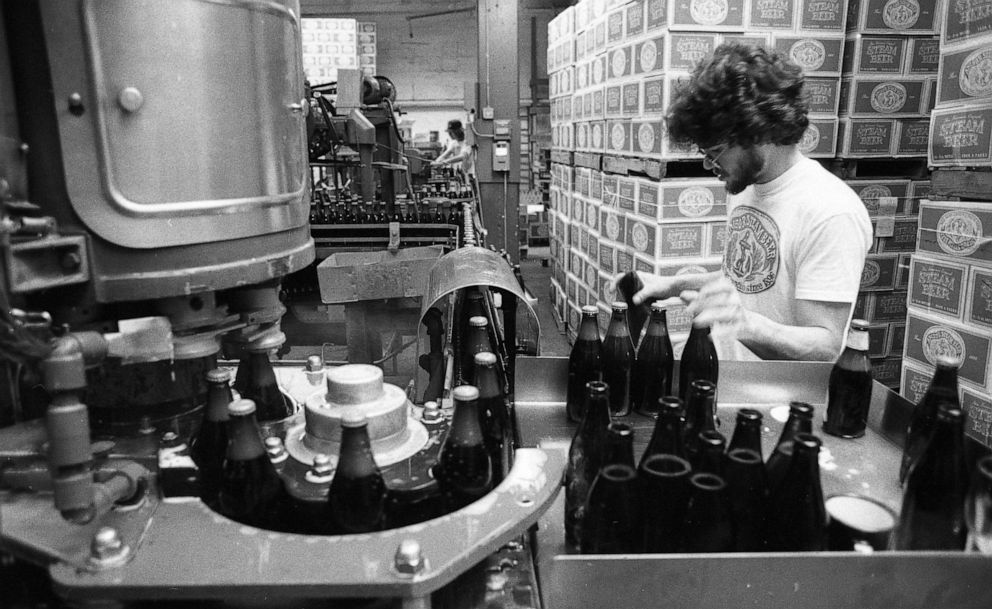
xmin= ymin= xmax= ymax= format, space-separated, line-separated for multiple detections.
xmin=850 ymin=319 xmax=870 ymax=331
xmin=581 ymin=305 xmax=599 ymax=315
xmin=650 ymin=301 xmax=667 ymax=312
xmin=473 ymin=352 xmax=497 ymax=366
xmin=611 ymin=301 xmax=628 ymax=311
xmin=228 ymin=398 xmax=257 ymax=416
xmin=306 ymin=355 xmax=324 ymax=372
xmin=206 ymin=368 xmax=232 ymax=384
xmin=452 ymin=385 xmax=480 ymax=402
xmin=340 ymin=409 xmax=369 ymax=428
xmin=469 ymin=316 xmax=488 ymax=328
xmin=933 ymin=354 xmax=963 ymax=369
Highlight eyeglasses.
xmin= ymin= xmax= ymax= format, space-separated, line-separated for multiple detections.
xmin=698 ymin=144 xmax=730 ymax=171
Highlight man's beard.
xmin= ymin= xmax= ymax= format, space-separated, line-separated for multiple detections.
xmin=724 ymin=148 xmax=765 ymax=195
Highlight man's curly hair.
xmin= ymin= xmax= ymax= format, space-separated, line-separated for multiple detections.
xmin=666 ymin=43 xmax=809 ymax=150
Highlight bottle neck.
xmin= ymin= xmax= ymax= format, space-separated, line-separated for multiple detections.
xmin=846 ymin=327 xmax=869 ymax=352
xmin=606 ymin=312 xmax=630 ymax=338
xmin=205 ymin=382 xmax=233 ymax=422
xmin=578 ymin=313 xmax=601 ymax=341
xmin=226 ymin=413 xmax=265 ymax=460
xmin=579 ymin=393 xmax=611 ymax=436
xmin=338 ymin=424 xmax=378 ymax=478
xmin=930 ymin=365 xmax=960 ymax=395
xmin=645 ymin=310 xmax=669 ymax=336
xmin=450 ymin=398 xmax=485 ymax=443
xmin=248 ymin=351 xmax=278 ymax=385
xmin=476 ymin=365 xmax=503 ymax=399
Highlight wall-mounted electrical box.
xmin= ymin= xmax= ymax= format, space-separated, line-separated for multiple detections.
xmin=493 ymin=141 xmax=510 ymax=171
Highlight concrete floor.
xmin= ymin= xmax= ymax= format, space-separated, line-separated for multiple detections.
xmin=518 ymin=246 xmax=571 ymax=357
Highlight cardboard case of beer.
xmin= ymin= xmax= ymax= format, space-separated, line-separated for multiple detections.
xmin=838 ymin=117 xmax=897 ymax=156
xmin=666 ymin=32 xmax=719 ymax=71
xmin=904 ymin=306 xmax=992 ymax=390
xmin=918 ymin=200 xmax=992 ymax=265
xmin=846 ymin=0 xmax=939 ymax=35
xmin=747 ymin=0 xmax=798 ymax=30
xmin=908 ymin=254 xmax=968 ymax=319
xmin=861 ymin=253 xmax=900 ymax=291
xmin=806 ymin=77 xmax=844 ymax=114
xmin=800 ymin=0 xmax=847 ymax=31
xmin=773 ymin=34 xmax=845 ymax=75
xmin=846 ymin=179 xmax=912 ymax=215
xmin=968 ymin=266 xmax=992 ymax=331
xmin=801 ymin=117 xmax=840 ymax=157
xmin=839 ymin=76 xmax=928 ymax=117
xmin=936 ymin=41 xmax=992 ymax=108
xmin=657 ymin=179 xmax=729 ymax=223
xmin=669 ymin=0 xmax=746 ymax=31
xmin=895 ymin=118 xmax=932 ymax=157
xmin=842 ymin=34 xmax=909 ymax=74
xmin=941 ymin=0 xmax=992 ymax=46
xmin=928 ymin=103 xmax=992 ymax=167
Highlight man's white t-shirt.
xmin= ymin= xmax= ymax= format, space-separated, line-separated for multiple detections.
xmin=718 ymin=157 xmax=873 ymax=360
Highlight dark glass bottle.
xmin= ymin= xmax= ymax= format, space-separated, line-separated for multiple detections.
xmin=639 ymin=396 xmax=687 ymax=469
xmin=683 ymin=379 xmax=718 ymax=463
xmin=692 ymin=430 xmax=726 ymax=476
xmin=824 ymin=319 xmax=873 ymax=439
xmin=900 ymin=355 xmax=961 ymax=484
xmin=892 ymin=404 xmax=968 ymax=550
xmin=285 ymin=453 xmax=334 ymax=535
xmin=566 ymin=305 xmax=603 ymax=423
xmin=766 ymin=433 xmax=826 ymax=551
xmin=580 ymin=464 xmax=640 ymax=554
xmin=234 ymin=345 xmax=293 ymax=422
xmin=327 ymin=411 xmax=387 ymax=534
xmin=433 ymin=204 xmax=446 ymax=224
xmin=966 ymin=455 xmax=992 ymax=555
xmin=190 ymin=368 xmax=234 ymax=506
xmin=603 ymin=422 xmax=635 ymax=468
xmin=766 ymin=401 xmax=814 ymax=493
xmin=632 ymin=303 xmax=674 ymax=416
xmin=724 ymin=448 xmax=768 ymax=551
xmin=475 ymin=351 xmax=508 ymax=482
xmin=564 ymin=381 xmax=611 ymax=550
xmin=639 ymin=454 xmax=693 ymax=553
xmin=462 ymin=315 xmax=493 ymax=383
xmin=217 ymin=399 xmax=288 ymax=529
xmin=679 ymin=323 xmax=719 ymax=402
xmin=682 ymin=473 xmax=735 ymax=553
xmin=728 ymin=408 xmax=764 ymax=461
xmin=602 ymin=302 xmax=635 ymax=416
xmin=615 ymin=270 xmax=653 ymax=348
xmin=435 ymin=385 xmax=494 ymax=512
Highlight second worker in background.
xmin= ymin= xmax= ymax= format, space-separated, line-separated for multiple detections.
xmin=626 ymin=43 xmax=873 ymax=362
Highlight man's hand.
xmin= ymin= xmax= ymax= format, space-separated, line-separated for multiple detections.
xmin=682 ymin=275 xmax=746 ymax=329
xmin=607 ymin=271 xmax=676 ymax=305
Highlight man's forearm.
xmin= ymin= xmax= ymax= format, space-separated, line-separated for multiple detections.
xmin=737 ymin=310 xmax=840 ymax=361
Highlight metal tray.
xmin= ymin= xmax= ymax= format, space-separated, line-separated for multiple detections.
xmin=515 ymin=357 xmax=992 ymax=609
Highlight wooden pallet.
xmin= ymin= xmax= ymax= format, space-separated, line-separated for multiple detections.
xmin=931 ymin=168 xmax=992 ymax=202
xmin=827 ymin=158 xmax=930 ymax=180
xmin=601 ymin=155 xmax=715 ymax=180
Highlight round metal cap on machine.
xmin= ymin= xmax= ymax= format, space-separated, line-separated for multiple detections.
xmin=285 ymin=364 xmax=428 ymax=468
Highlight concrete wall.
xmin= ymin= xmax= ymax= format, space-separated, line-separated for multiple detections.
xmin=301 ymin=1 xmax=557 ymax=142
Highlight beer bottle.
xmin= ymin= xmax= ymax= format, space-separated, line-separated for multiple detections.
xmin=766 ymin=401 xmax=814 ymax=493
xmin=728 ymin=408 xmax=764 ymax=461
xmin=639 ymin=396 xmax=687 ymax=468
xmin=692 ymin=430 xmax=726 ymax=476
xmin=766 ymin=433 xmax=826 ymax=551
xmin=475 ymin=351 xmax=508 ymax=481
xmin=615 ymin=270 xmax=653 ymax=348
xmin=900 ymin=355 xmax=961 ymax=484
xmin=602 ymin=302 xmax=635 ymax=417
xmin=966 ymin=456 xmax=992 ymax=555
xmin=893 ymin=403 xmax=967 ymax=550
xmin=285 ymin=453 xmax=334 ymax=535
xmin=639 ymin=454 xmax=693 ymax=553
xmin=564 ymin=381 xmax=611 ymax=549
xmin=328 ymin=410 xmax=387 ymax=534
xmin=580 ymin=464 xmax=640 ymax=554
xmin=234 ymin=338 xmax=293 ymax=422
xmin=461 ymin=315 xmax=493 ymax=382
xmin=632 ymin=303 xmax=674 ymax=416
xmin=604 ymin=422 xmax=635 ymax=468
xmin=679 ymin=323 xmax=719 ymax=402
xmin=190 ymin=368 xmax=234 ymax=506
xmin=683 ymin=379 xmax=718 ymax=463
xmin=824 ymin=319 xmax=873 ymax=439
xmin=724 ymin=448 xmax=768 ymax=551
xmin=218 ymin=399 xmax=288 ymax=529
xmin=566 ymin=306 xmax=603 ymax=423
xmin=682 ymin=473 xmax=735 ymax=553
xmin=435 ymin=385 xmax=494 ymax=512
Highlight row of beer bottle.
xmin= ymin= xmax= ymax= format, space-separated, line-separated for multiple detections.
xmin=566 ymin=380 xmax=828 ymax=553
xmin=566 ymin=301 xmax=718 ymax=423
xmin=187 ymin=368 xmax=497 ymax=534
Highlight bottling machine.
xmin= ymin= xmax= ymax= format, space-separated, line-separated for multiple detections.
xmin=0 ymin=2 xmax=558 ymax=608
